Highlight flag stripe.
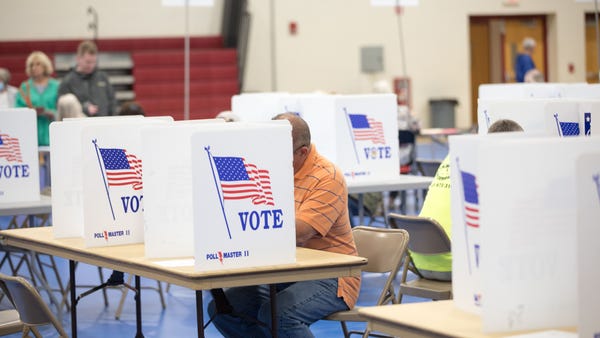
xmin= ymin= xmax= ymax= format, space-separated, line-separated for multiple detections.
xmin=99 ymin=148 xmax=143 ymax=190
xmin=0 ymin=133 xmax=23 ymax=162
xmin=349 ymin=114 xmax=386 ymax=144
xmin=214 ymin=156 xmax=274 ymax=206
xmin=461 ymin=170 xmax=479 ymax=228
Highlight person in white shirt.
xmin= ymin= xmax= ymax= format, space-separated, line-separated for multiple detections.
xmin=0 ymin=68 xmax=18 ymax=109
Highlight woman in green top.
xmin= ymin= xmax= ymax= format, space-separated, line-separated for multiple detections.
xmin=15 ymin=51 xmax=60 ymax=146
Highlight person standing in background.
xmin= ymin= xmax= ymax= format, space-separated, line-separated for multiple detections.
xmin=58 ymin=40 xmax=117 ymax=116
xmin=15 ymin=51 xmax=60 ymax=146
xmin=0 ymin=68 xmax=18 ymax=108
xmin=514 ymin=37 xmax=537 ymax=83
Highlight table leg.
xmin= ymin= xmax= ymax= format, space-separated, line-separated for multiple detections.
xmin=270 ymin=284 xmax=277 ymax=338
xmin=69 ymin=260 xmax=77 ymax=338
xmin=196 ymin=290 xmax=204 ymax=338
xmin=135 ymin=275 xmax=144 ymax=338
xmin=357 ymin=193 xmax=365 ymax=225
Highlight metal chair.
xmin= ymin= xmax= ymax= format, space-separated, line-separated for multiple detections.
xmin=415 ymin=158 xmax=443 ymax=177
xmin=0 ymin=308 xmax=23 ymax=336
xmin=387 ymin=213 xmax=453 ymax=302
xmin=0 ymin=214 xmax=66 ymax=315
xmin=324 ymin=226 xmax=410 ymax=338
xmin=0 ymin=273 xmax=68 ymax=337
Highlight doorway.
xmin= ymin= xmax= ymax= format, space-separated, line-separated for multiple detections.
xmin=469 ymin=15 xmax=547 ymax=125
xmin=585 ymin=13 xmax=600 ymax=83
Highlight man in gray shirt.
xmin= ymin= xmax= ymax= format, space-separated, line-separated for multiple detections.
xmin=58 ymin=40 xmax=116 ymax=116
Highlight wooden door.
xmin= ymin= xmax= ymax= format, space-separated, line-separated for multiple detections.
xmin=586 ymin=13 xmax=599 ymax=83
xmin=469 ymin=15 xmax=546 ymax=126
xmin=503 ymin=17 xmax=546 ymax=82
xmin=469 ymin=18 xmax=490 ymax=126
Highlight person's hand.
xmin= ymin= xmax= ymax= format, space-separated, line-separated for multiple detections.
xmin=88 ymin=103 xmax=99 ymax=116
xmin=35 ymin=107 xmax=56 ymax=121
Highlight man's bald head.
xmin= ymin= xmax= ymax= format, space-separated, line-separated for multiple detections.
xmin=273 ymin=113 xmax=312 ymax=174
xmin=272 ymin=113 xmax=311 ymax=150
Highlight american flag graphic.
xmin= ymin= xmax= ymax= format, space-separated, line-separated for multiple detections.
xmin=348 ymin=114 xmax=386 ymax=144
xmin=554 ymin=113 xmax=580 ymax=137
xmin=460 ymin=170 xmax=479 ymax=228
xmin=0 ymin=133 xmax=22 ymax=162
xmin=213 ymin=156 xmax=274 ymax=206
xmin=99 ymin=148 xmax=143 ymax=190
xmin=584 ymin=112 xmax=591 ymax=136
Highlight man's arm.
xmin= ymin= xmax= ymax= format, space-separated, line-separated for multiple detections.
xmin=296 ymin=218 xmax=317 ymax=246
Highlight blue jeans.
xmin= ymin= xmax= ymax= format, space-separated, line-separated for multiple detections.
xmin=207 ymin=278 xmax=348 ymax=338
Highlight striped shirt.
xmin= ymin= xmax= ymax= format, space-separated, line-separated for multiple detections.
xmin=294 ymin=145 xmax=361 ymax=309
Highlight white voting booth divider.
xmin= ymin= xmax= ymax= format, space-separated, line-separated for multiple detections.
xmin=49 ymin=116 xmax=172 ymax=247
xmin=190 ymin=121 xmax=296 ymax=271
xmin=81 ymin=119 xmax=172 ymax=247
xmin=478 ymin=98 xmax=598 ymax=137
xmin=301 ymin=94 xmax=399 ymax=181
xmin=0 ymin=108 xmax=40 ymax=203
xmin=231 ymin=92 xmax=306 ymax=121
xmin=576 ymin=153 xmax=600 ymax=338
xmin=141 ymin=119 xmax=225 ymax=259
xmin=233 ymin=92 xmax=399 ymax=181
xmin=50 ymin=116 xmax=297 ymax=271
xmin=450 ymin=133 xmax=600 ymax=333
xmin=477 ymin=82 xmax=600 ymax=100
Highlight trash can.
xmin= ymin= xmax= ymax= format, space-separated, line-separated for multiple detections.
xmin=429 ymin=98 xmax=458 ymax=128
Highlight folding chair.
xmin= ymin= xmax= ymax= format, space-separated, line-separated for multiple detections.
xmin=415 ymin=158 xmax=443 ymax=177
xmin=387 ymin=213 xmax=453 ymax=302
xmin=0 ymin=214 xmax=66 ymax=315
xmin=0 ymin=273 xmax=68 ymax=337
xmin=324 ymin=226 xmax=409 ymax=338
xmin=0 ymin=308 xmax=23 ymax=336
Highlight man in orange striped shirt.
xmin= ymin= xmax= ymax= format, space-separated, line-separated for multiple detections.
xmin=208 ymin=113 xmax=361 ymax=337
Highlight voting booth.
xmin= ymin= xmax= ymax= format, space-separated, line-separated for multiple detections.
xmin=478 ymin=83 xmax=589 ymax=100
xmin=0 ymin=108 xmax=40 ymax=203
xmin=141 ymin=119 xmax=226 ymax=259
xmin=450 ymin=133 xmax=600 ymax=332
xmin=51 ymin=115 xmax=297 ymax=272
xmin=190 ymin=121 xmax=296 ymax=271
xmin=576 ymin=152 xmax=600 ymax=338
xmin=478 ymin=98 xmax=598 ymax=137
xmin=233 ymin=92 xmax=400 ymax=181
xmin=231 ymin=92 xmax=305 ymax=121
xmin=50 ymin=116 xmax=171 ymax=247
xmin=300 ymin=93 xmax=399 ymax=181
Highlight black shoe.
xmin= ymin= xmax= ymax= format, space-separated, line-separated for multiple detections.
xmin=106 ymin=271 xmax=124 ymax=286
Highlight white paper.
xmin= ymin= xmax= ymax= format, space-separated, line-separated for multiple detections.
xmin=506 ymin=331 xmax=577 ymax=338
